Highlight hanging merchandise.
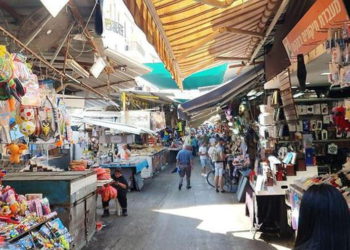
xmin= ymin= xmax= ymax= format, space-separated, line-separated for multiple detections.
xmin=0 ymin=101 xmax=11 ymax=143
xmin=5 ymin=143 xmax=28 ymax=164
xmin=332 ymin=106 xmax=350 ymax=131
xmin=0 ymin=46 xmax=26 ymax=103
xmin=327 ymin=25 xmax=350 ymax=88
xmin=38 ymin=96 xmax=57 ymax=142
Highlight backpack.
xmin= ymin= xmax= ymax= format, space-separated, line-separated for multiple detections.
xmin=209 ymin=146 xmax=221 ymax=162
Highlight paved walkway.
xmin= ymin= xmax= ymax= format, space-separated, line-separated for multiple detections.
xmin=85 ymin=158 xmax=292 ymax=250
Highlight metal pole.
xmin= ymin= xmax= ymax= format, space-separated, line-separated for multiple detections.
xmin=20 ymin=15 xmax=52 ymax=52
xmin=50 ymin=22 xmax=75 ymax=65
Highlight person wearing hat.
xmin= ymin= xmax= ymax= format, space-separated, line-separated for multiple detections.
xmin=102 ymin=168 xmax=129 ymax=217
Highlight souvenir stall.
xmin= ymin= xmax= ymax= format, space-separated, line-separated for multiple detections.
xmin=0 ymin=184 xmax=72 ymax=249
xmin=0 ymin=43 xmax=98 ymax=249
xmin=244 ymin=0 xmax=350 ymax=237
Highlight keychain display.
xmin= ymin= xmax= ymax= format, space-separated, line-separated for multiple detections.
xmin=326 ymin=25 xmax=350 ymax=88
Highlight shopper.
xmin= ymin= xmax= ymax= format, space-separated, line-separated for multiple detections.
xmin=176 ymin=144 xmax=194 ymax=190
xmin=199 ymin=142 xmax=209 ymax=176
xmin=117 ymin=144 xmax=131 ymax=160
xmin=102 ymin=168 xmax=129 ymax=217
xmin=294 ymin=184 xmax=350 ymax=250
xmin=211 ymin=138 xmax=226 ymax=193
xmin=191 ymin=136 xmax=198 ymax=156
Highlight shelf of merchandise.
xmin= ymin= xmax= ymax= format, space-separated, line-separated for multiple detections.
xmin=7 ymin=214 xmax=57 ymax=243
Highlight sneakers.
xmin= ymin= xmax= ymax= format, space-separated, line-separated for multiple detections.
xmin=122 ymin=212 xmax=128 ymax=217
xmin=221 ymin=190 xmax=226 ymax=193
xmin=178 ymin=184 xmax=182 ymax=190
xmin=102 ymin=210 xmax=110 ymax=217
xmin=216 ymin=189 xmax=219 ymax=193
xmin=186 ymin=186 xmax=192 ymax=189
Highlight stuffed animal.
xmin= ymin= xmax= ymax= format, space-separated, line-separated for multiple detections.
xmin=6 ymin=143 xmax=27 ymax=164
xmin=332 ymin=106 xmax=350 ymax=131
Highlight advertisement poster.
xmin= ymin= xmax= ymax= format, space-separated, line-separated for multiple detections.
xmin=151 ymin=111 xmax=166 ymax=131
xmin=120 ymin=111 xmax=151 ymax=130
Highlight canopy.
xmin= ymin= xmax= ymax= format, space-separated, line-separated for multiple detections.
xmin=180 ymin=63 xmax=264 ymax=115
xmin=124 ymin=0 xmax=284 ymax=89
xmin=142 ymin=63 xmax=227 ymax=90
xmin=78 ymin=118 xmax=157 ymax=135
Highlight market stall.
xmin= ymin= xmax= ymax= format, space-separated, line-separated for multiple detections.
xmin=0 ymin=184 xmax=73 ymax=249
xmin=2 ymin=171 xmax=97 ymax=250
xmin=100 ymin=158 xmax=148 ymax=191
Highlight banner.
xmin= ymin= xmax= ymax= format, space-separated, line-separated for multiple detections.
xmin=283 ymin=0 xmax=349 ymax=59
xmin=151 ymin=112 xmax=166 ymax=131
xmin=101 ymin=0 xmax=128 ymax=52
xmin=120 ymin=111 xmax=151 ymax=130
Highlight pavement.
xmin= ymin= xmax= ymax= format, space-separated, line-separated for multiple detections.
xmin=84 ymin=158 xmax=293 ymax=250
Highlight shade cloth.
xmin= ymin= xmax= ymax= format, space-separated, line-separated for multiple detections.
xmin=180 ymin=64 xmax=264 ymax=115
xmin=124 ymin=0 xmax=282 ymax=89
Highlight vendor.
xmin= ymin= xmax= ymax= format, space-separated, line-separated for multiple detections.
xmin=102 ymin=168 xmax=129 ymax=217
xmin=117 ymin=144 xmax=131 ymax=160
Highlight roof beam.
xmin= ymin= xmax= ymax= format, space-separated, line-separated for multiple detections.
xmin=195 ymin=0 xmax=235 ymax=8
xmin=0 ymin=1 xmax=23 ymax=22
xmin=225 ymin=27 xmax=263 ymax=38
xmin=248 ymin=0 xmax=290 ymax=64
xmin=216 ymin=56 xmax=249 ymax=61
xmin=68 ymin=1 xmax=114 ymax=73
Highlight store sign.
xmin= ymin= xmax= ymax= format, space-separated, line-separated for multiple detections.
xmin=283 ymin=0 xmax=349 ymax=58
xmin=101 ymin=0 xmax=128 ymax=52
xmin=120 ymin=110 xmax=151 ymax=130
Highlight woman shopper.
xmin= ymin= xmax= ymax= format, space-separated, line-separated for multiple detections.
xmin=294 ymin=184 xmax=350 ymax=250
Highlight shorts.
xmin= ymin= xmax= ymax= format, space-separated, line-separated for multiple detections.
xmin=214 ymin=162 xmax=224 ymax=177
xmin=200 ymin=158 xmax=208 ymax=168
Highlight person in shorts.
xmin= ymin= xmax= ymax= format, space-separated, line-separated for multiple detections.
xmin=214 ymin=138 xmax=226 ymax=193
xmin=199 ymin=142 xmax=209 ymax=176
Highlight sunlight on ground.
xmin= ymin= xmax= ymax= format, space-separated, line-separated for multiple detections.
xmin=232 ymin=232 xmax=291 ymax=250
xmin=154 ymin=204 xmax=250 ymax=234
xmin=154 ymin=204 xmax=292 ymax=250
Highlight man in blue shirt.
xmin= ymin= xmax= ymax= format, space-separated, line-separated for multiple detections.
xmin=176 ymin=144 xmax=194 ymax=190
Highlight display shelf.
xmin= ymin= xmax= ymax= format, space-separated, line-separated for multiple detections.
xmin=7 ymin=213 xmax=57 ymax=243
xmin=294 ymin=98 xmax=343 ymax=103
xmin=313 ymin=139 xmax=350 ymax=143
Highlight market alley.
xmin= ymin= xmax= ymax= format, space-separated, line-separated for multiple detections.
xmin=85 ymin=160 xmax=291 ymax=250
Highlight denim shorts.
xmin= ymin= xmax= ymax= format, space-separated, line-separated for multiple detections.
xmin=214 ymin=162 xmax=224 ymax=177
xmin=200 ymin=158 xmax=208 ymax=168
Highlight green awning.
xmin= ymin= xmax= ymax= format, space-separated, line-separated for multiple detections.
xmin=142 ymin=63 xmax=228 ymax=90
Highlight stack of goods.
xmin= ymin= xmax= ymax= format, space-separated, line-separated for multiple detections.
xmin=93 ymin=168 xmax=111 ymax=180
xmin=69 ymin=160 xmax=88 ymax=171
xmin=294 ymin=169 xmax=350 ymax=198
xmin=0 ymin=186 xmax=72 ymax=249
xmin=288 ymin=169 xmax=350 ymax=230
xmin=7 ymin=217 xmax=72 ymax=250
xmin=20 ymin=160 xmax=64 ymax=172
xmin=98 ymin=185 xmax=117 ymax=203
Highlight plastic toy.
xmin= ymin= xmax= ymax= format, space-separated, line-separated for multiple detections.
xmin=6 ymin=143 xmax=28 ymax=164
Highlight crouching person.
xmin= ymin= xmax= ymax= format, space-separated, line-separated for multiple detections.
xmin=102 ymin=168 xmax=129 ymax=217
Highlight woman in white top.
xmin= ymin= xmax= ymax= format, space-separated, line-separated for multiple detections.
xmin=117 ymin=144 xmax=131 ymax=160
xmin=199 ymin=142 xmax=209 ymax=176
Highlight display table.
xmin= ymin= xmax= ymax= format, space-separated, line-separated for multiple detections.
xmin=3 ymin=171 xmax=97 ymax=250
xmin=245 ymin=180 xmax=291 ymax=237
xmin=131 ymin=149 xmax=169 ymax=178
xmin=100 ymin=159 xmax=149 ymax=191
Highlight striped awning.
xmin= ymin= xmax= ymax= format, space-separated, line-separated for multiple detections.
xmin=124 ymin=0 xmax=284 ymax=89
